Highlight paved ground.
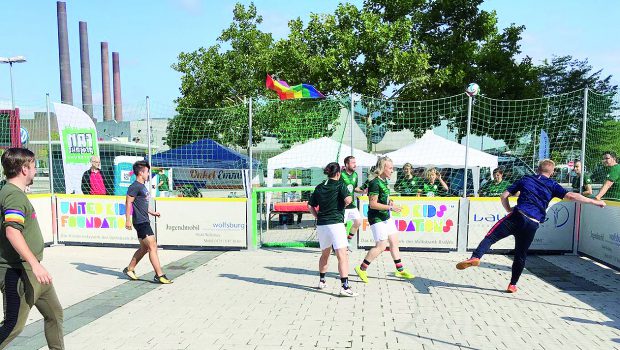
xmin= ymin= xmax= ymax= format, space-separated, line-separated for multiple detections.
xmin=2 ymin=245 xmax=618 ymax=350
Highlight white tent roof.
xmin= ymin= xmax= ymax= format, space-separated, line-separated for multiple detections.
xmin=385 ymin=131 xmax=498 ymax=169
xmin=267 ymin=137 xmax=378 ymax=172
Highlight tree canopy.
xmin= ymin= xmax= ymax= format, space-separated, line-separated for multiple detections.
xmin=169 ymin=1 xmax=617 ymax=153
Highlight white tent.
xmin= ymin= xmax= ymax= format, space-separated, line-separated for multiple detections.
xmin=266 ymin=137 xmax=378 ymax=187
xmin=385 ymin=131 xmax=498 ymax=193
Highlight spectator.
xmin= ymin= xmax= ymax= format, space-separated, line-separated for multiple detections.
xmin=156 ymin=168 xmax=170 ymax=197
xmin=595 ymin=151 xmax=620 ymax=201
xmin=479 ymin=167 xmax=511 ymax=197
xmin=81 ymin=156 xmax=108 ymax=195
xmin=571 ymin=160 xmax=592 ymax=196
xmin=422 ymin=168 xmax=448 ymax=197
xmin=395 ymin=163 xmax=422 ymax=197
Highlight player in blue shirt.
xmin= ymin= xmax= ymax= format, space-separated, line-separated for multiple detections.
xmin=456 ymin=159 xmax=606 ymax=293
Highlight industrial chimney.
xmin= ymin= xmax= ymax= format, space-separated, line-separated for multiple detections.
xmin=79 ymin=21 xmax=94 ymax=119
xmin=112 ymin=52 xmax=123 ymax=122
xmin=101 ymin=42 xmax=112 ymax=121
xmin=57 ymin=1 xmax=73 ymax=105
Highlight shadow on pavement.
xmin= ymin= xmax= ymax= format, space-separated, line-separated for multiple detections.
xmin=394 ymin=330 xmax=479 ymax=350
xmin=71 ymin=262 xmax=125 ymax=278
xmin=219 ymin=273 xmax=323 ymax=294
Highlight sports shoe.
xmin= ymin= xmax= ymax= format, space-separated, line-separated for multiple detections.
xmin=506 ymin=284 xmax=518 ymax=293
xmin=154 ymin=274 xmax=173 ymax=284
xmin=354 ymin=266 xmax=369 ymax=283
xmin=339 ymin=287 xmax=358 ymax=297
xmin=318 ymin=280 xmax=327 ymax=290
xmin=123 ymin=267 xmax=138 ymax=281
xmin=394 ymin=269 xmax=415 ymax=279
xmin=456 ymin=257 xmax=481 ymax=270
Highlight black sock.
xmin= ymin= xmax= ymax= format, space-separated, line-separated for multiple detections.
xmin=320 ymin=272 xmax=326 ymax=282
xmin=360 ymin=259 xmax=371 ymax=271
xmin=341 ymin=277 xmax=349 ymax=289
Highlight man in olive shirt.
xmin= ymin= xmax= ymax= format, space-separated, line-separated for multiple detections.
xmin=571 ymin=160 xmax=592 ymax=196
xmin=595 ymin=151 xmax=620 ymax=201
xmin=340 ymin=156 xmax=364 ymax=242
xmin=479 ymin=168 xmax=510 ymax=197
xmin=0 ymin=148 xmax=64 ymax=349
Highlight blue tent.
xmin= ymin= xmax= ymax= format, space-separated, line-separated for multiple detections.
xmin=151 ymin=138 xmax=259 ymax=169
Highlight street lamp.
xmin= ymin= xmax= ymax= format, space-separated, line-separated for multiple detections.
xmin=0 ymin=55 xmax=27 ymax=110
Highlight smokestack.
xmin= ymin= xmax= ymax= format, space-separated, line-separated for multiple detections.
xmin=112 ymin=52 xmax=123 ymax=122
xmin=79 ymin=21 xmax=94 ymax=119
xmin=57 ymin=1 xmax=73 ymax=105
xmin=101 ymin=42 xmax=112 ymax=121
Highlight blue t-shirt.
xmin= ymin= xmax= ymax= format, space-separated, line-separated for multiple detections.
xmin=507 ymin=174 xmax=568 ymax=222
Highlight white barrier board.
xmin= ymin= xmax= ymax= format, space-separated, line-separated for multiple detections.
xmin=358 ymin=197 xmax=459 ymax=249
xmin=579 ymin=201 xmax=620 ymax=269
xmin=155 ymin=198 xmax=247 ymax=248
xmin=56 ymin=195 xmax=137 ymax=244
xmin=467 ymin=198 xmax=575 ymax=251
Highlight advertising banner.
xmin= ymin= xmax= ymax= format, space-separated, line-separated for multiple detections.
xmin=28 ymin=194 xmax=54 ymax=244
xmin=173 ymin=168 xmax=245 ymax=189
xmin=357 ymin=196 xmax=459 ymax=249
xmin=467 ymin=198 xmax=575 ymax=251
xmin=155 ymin=198 xmax=247 ymax=248
xmin=56 ymin=194 xmax=137 ymax=244
xmin=579 ymin=201 xmax=620 ymax=269
xmin=54 ymin=103 xmax=99 ymax=194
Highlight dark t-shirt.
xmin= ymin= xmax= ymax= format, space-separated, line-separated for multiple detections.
xmin=308 ymin=179 xmax=350 ymax=226
xmin=604 ymin=164 xmax=620 ymax=200
xmin=367 ymin=177 xmax=391 ymax=225
xmin=395 ymin=176 xmax=422 ymax=196
xmin=158 ymin=173 xmax=170 ymax=191
xmin=507 ymin=174 xmax=568 ymax=222
xmin=0 ymin=183 xmax=44 ymax=268
xmin=127 ymin=181 xmax=150 ymax=225
xmin=479 ymin=180 xmax=510 ymax=197
xmin=340 ymin=171 xmax=358 ymax=209
xmin=571 ymin=173 xmax=592 ymax=193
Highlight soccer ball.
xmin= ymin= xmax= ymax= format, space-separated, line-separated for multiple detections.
xmin=465 ymin=83 xmax=480 ymax=97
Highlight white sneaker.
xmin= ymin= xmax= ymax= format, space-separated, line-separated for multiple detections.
xmin=318 ymin=281 xmax=327 ymax=289
xmin=339 ymin=287 xmax=358 ymax=297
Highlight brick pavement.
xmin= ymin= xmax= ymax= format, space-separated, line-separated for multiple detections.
xmin=2 ymin=246 xmax=617 ymax=350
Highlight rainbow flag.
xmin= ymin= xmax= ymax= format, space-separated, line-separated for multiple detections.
xmin=265 ymin=75 xmax=325 ymax=100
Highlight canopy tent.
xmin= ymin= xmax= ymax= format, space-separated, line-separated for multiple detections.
xmin=266 ymin=137 xmax=377 ymax=187
xmin=385 ymin=131 xmax=498 ymax=194
xmin=151 ymin=138 xmax=258 ymax=169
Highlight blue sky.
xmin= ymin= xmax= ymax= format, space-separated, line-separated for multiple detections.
xmin=1 ymin=0 xmax=618 ymax=110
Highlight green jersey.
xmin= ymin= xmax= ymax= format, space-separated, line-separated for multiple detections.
xmin=308 ymin=178 xmax=350 ymax=225
xmin=0 ymin=183 xmax=44 ymax=269
xmin=367 ymin=177 xmax=391 ymax=225
xmin=340 ymin=170 xmax=358 ymax=209
xmin=479 ymin=180 xmax=510 ymax=197
xmin=571 ymin=173 xmax=592 ymax=193
xmin=603 ymin=164 xmax=620 ymax=200
xmin=395 ymin=175 xmax=422 ymax=196
xmin=422 ymin=181 xmax=445 ymax=197
xmin=158 ymin=173 xmax=170 ymax=191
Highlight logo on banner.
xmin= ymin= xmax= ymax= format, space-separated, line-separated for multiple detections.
xmin=62 ymin=127 xmax=98 ymax=164
xmin=473 ymin=203 xmax=570 ymax=229
xmin=364 ymin=203 xmax=455 ymax=233
xmin=58 ymin=200 xmax=127 ymax=229
xmin=543 ymin=204 xmax=570 ymax=228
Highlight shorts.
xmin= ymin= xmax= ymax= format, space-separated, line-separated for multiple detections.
xmin=317 ymin=223 xmax=348 ymax=250
xmin=134 ymin=222 xmax=154 ymax=239
xmin=344 ymin=208 xmax=362 ymax=222
xmin=370 ymin=219 xmax=397 ymax=242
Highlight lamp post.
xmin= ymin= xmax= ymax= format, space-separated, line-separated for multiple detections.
xmin=0 ymin=55 xmax=27 ymax=110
